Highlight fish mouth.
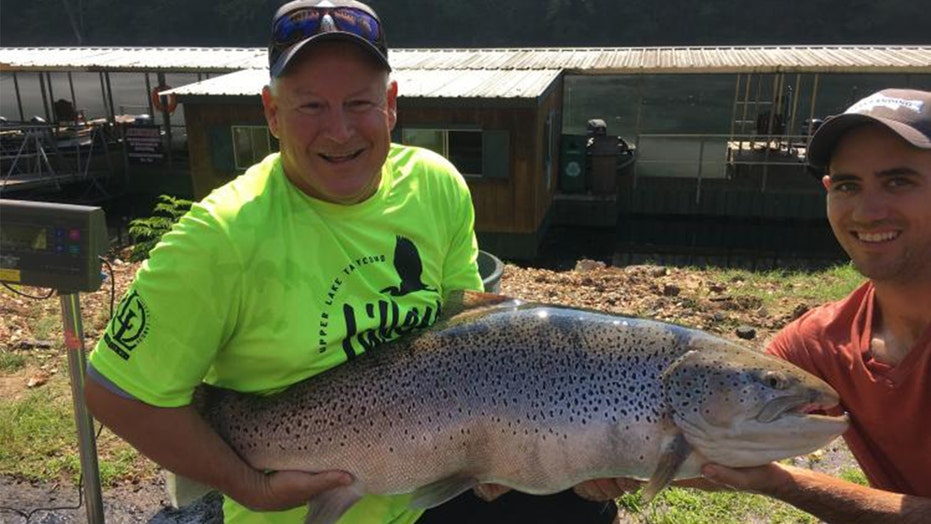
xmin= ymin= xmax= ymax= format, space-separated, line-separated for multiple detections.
xmin=756 ymin=395 xmax=842 ymax=423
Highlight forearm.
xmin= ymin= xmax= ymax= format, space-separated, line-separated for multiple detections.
xmin=83 ymin=376 xmax=262 ymax=502
xmin=758 ymin=464 xmax=931 ymax=524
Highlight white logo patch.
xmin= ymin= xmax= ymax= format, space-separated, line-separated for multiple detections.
xmin=847 ymin=94 xmax=924 ymax=115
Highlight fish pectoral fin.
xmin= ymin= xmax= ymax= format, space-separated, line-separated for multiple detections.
xmin=305 ymin=486 xmax=363 ymax=524
xmin=164 ymin=471 xmax=215 ymax=508
xmin=642 ymin=432 xmax=692 ymax=503
xmin=409 ymin=476 xmax=479 ymax=509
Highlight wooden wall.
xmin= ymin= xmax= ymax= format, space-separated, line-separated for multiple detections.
xmin=182 ymin=98 xmax=265 ymax=199
xmin=398 ymin=86 xmax=562 ymax=237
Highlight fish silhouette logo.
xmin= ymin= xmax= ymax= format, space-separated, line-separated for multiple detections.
xmin=381 ymin=236 xmax=435 ymax=297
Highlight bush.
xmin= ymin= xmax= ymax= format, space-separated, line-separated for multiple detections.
xmin=127 ymin=195 xmax=192 ymax=262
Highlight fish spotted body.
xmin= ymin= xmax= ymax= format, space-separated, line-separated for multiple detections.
xmin=192 ymin=294 xmax=848 ymax=523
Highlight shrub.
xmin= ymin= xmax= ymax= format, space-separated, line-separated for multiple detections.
xmin=127 ymin=195 xmax=192 ymax=262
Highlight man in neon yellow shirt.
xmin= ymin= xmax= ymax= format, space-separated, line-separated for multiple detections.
xmin=85 ymin=1 xmax=617 ymax=523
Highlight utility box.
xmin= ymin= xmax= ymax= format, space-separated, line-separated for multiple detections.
xmin=589 ymin=135 xmax=620 ymax=194
xmin=559 ymin=134 xmax=588 ymax=192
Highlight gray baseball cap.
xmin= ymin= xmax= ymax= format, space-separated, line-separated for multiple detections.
xmin=807 ymin=88 xmax=931 ymax=168
xmin=269 ymin=0 xmax=390 ymax=78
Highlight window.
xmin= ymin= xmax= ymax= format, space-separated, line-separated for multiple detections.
xmin=232 ymin=125 xmax=273 ymax=170
xmin=401 ymin=128 xmax=483 ymax=176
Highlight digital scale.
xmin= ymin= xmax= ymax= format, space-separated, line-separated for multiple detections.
xmin=0 ymin=199 xmax=109 ymax=292
xmin=0 ymin=199 xmax=108 ymax=524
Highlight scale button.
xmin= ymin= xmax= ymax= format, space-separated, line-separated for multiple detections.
xmin=68 ymin=244 xmax=81 ymax=255
xmin=68 ymin=229 xmax=81 ymax=241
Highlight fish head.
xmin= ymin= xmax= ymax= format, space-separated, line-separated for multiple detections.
xmin=662 ymin=339 xmax=849 ymax=467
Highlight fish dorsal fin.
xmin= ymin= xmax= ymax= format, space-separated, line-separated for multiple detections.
xmin=305 ymin=486 xmax=364 ymax=524
xmin=642 ymin=431 xmax=692 ymax=502
xmin=409 ymin=476 xmax=479 ymax=509
xmin=440 ymin=290 xmax=522 ymax=325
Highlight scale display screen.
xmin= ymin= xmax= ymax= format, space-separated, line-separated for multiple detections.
xmin=0 ymin=199 xmax=109 ymax=292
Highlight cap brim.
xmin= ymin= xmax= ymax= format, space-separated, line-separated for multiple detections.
xmin=808 ymin=113 xmax=931 ymax=168
xmin=270 ymin=33 xmax=390 ymax=77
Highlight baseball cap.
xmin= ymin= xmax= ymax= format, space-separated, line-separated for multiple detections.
xmin=268 ymin=0 xmax=390 ymax=78
xmin=807 ymin=88 xmax=931 ymax=168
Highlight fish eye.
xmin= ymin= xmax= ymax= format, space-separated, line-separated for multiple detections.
xmin=761 ymin=371 xmax=788 ymax=390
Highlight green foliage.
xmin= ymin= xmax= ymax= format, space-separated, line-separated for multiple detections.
xmin=839 ymin=466 xmax=869 ymax=486
xmin=0 ymin=350 xmax=27 ymax=372
xmin=0 ymin=388 xmax=78 ymax=481
xmin=127 ymin=195 xmax=192 ymax=262
xmin=617 ymin=486 xmax=819 ymax=524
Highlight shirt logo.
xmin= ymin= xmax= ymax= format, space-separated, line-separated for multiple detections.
xmin=381 ymin=236 xmax=437 ymax=296
xmin=103 ymin=289 xmax=150 ymax=360
xmin=315 ymin=236 xmax=440 ymax=359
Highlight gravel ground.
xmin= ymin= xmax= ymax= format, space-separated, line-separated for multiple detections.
xmin=0 ymin=475 xmax=221 ymax=524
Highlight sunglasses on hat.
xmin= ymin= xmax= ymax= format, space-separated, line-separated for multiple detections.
xmin=270 ymin=6 xmax=386 ymax=71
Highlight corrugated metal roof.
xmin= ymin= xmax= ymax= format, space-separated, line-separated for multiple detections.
xmin=0 ymin=47 xmax=267 ymax=72
xmin=2 ymin=45 xmax=930 ymax=74
xmin=167 ymin=67 xmax=563 ymax=99
xmin=389 ymin=46 xmax=931 ymax=73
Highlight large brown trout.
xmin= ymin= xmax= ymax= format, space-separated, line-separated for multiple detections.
xmin=187 ymin=293 xmax=847 ymax=523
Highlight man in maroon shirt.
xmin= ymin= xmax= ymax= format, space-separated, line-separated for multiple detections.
xmin=577 ymin=88 xmax=931 ymax=523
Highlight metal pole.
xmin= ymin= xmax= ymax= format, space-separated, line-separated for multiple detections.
xmin=105 ymin=73 xmax=116 ymax=125
xmin=60 ymin=292 xmax=105 ymax=524
xmin=156 ymin=72 xmax=173 ymax=171
xmin=13 ymin=72 xmax=24 ymax=122
xmin=145 ymin=73 xmax=154 ymax=116
xmin=39 ymin=73 xmax=51 ymax=122
xmin=98 ymin=73 xmax=110 ymax=121
xmin=47 ymin=72 xmax=57 ymax=121
xmin=68 ymin=72 xmax=78 ymax=108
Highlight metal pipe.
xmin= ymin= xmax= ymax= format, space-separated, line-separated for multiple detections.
xmin=39 ymin=73 xmax=51 ymax=122
xmin=60 ymin=292 xmax=105 ymax=524
xmin=13 ymin=72 xmax=24 ymax=121
xmin=47 ymin=72 xmax=57 ymax=121
xmin=145 ymin=73 xmax=154 ymax=116
xmin=105 ymin=73 xmax=116 ymax=125
xmin=68 ymin=72 xmax=77 ymax=108
xmin=98 ymin=73 xmax=110 ymax=121
xmin=157 ymin=72 xmax=173 ymax=170
xmin=788 ymin=73 xmax=802 ymax=139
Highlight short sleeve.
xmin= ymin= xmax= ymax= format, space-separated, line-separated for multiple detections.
xmin=89 ymin=203 xmax=242 ymax=407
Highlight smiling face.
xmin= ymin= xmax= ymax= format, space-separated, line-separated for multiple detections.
xmin=262 ymin=41 xmax=397 ymax=204
xmin=823 ymin=124 xmax=931 ymax=285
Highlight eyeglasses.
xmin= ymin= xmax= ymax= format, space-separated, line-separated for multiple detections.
xmin=271 ymin=6 xmax=385 ymax=63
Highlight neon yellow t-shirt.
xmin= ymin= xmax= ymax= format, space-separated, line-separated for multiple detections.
xmin=90 ymin=145 xmax=483 ymax=523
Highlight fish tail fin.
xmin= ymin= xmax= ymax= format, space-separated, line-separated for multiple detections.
xmin=642 ymin=432 xmax=692 ymax=503
xmin=164 ymin=470 xmax=216 ymax=508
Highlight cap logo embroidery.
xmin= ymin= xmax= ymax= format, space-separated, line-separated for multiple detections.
xmin=846 ymin=94 xmax=924 ymax=115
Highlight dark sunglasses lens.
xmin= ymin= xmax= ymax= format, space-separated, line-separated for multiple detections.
xmin=331 ymin=9 xmax=380 ymax=42
xmin=273 ymin=10 xmax=322 ymax=43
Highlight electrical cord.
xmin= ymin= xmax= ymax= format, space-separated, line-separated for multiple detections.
xmin=0 ymin=256 xmax=116 ymax=522
xmin=1 ymin=282 xmax=56 ymax=300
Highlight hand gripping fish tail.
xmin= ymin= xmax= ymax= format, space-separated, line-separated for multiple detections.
xmin=171 ymin=291 xmax=848 ymax=524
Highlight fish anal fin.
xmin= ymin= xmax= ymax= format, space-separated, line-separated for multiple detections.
xmin=409 ymin=476 xmax=479 ymax=510
xmin=305 ymin=486 xmax=363 ymax=524
xmin=642 ymin=432 xmax=692 ymax=503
